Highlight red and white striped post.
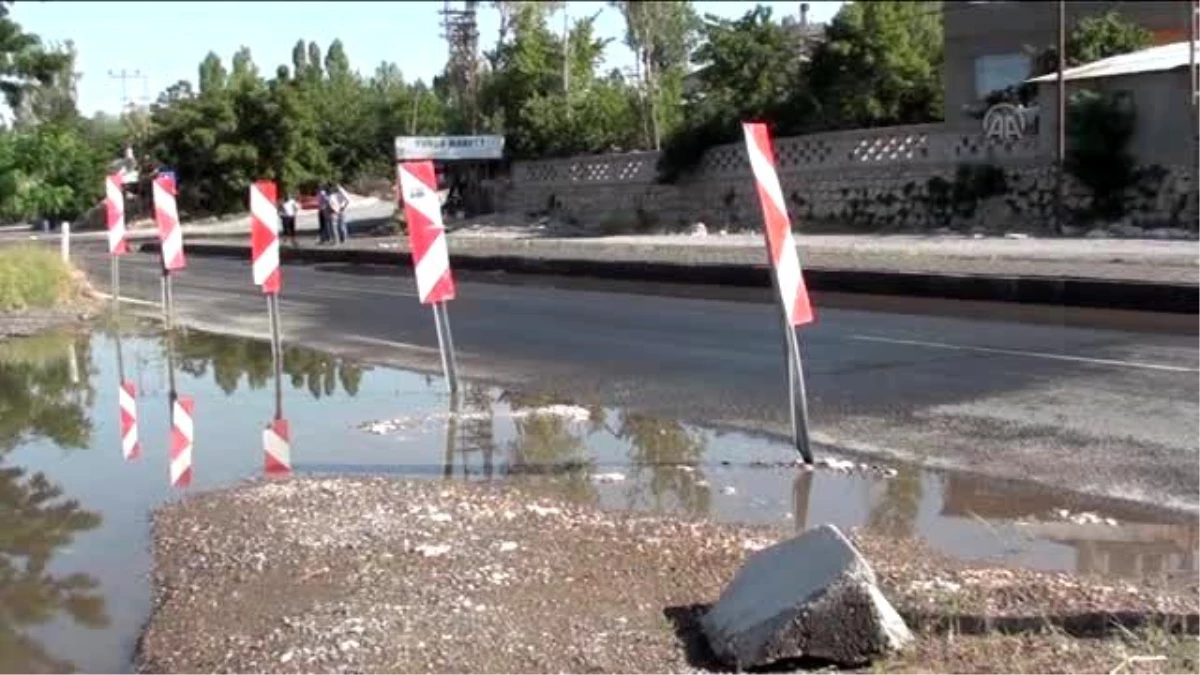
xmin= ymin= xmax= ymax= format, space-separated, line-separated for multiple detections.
xmin=105 ymin=173 xmax=128 ymax=305
xmin=742 ymin=122 xmax=816 ymax=463
xmin=398 ymin=160 xmax=460 ymax=393
xmin=153 ymin=174 xmax=186 ymax=329
xmin=250 ymin=180 xmax=291 ymax=476
xmin=169 ymin=395 xmax=194 ymax=487
xmin=250 ymin=180 xmax=281 ymax=294
xmin=119 ymin=380 xmax=140 ymax=461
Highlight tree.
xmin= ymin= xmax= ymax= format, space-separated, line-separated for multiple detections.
xmin=0 ymin=3 xmax=73 ymax=125
xmin=610 ymin=0 xmax=698 ymax=149
xmin=1065 ymin=89 xmax=1139 ymax=221
xmin=657 ymin=5 xmax=801 ymax=181
xmin=805 ymin=1 xmax=943 ymax=130
xmin=1068 ymin=11 xmax=1152 ymax=67
xmin=0 ymin=123 xmax=106 ymax=223
xmin=1031 ymin=11 xmax=1153 ymax=77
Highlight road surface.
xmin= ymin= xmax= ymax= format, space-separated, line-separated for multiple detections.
xmin=70 ymin=243 xmax=1198 ymax=512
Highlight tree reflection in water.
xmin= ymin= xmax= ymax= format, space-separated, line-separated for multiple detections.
xmin=867 ymin=465 xmax=923 ymax=537
xmin=0 ymin=332 xmax=108 ymax=672
xmin=173 ymin=330 xmax=365 ymax=399
xmin=500 ymin=391 xmax=597 ymax=505
xmin=615 ymin=413 xmax=711 ymax=517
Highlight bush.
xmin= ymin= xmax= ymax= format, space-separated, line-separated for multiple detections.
xmin=1065 ymin=89 xmax=1137 ymax=220
xmin=0 ymin=246 xmax=75 ymax=311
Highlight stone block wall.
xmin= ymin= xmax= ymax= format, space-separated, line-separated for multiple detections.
xmin=495 ymin=124 xmax=1197 ymax=234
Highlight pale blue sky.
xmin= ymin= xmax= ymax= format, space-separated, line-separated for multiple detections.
xmin=14 ymin=1 xmax=843 ymax=116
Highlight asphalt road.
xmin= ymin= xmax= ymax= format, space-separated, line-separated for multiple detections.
xmin=69 ymin=243 xmax=1199 ymax=512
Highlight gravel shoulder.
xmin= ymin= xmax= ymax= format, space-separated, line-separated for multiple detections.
xmin=0 ymin=306 xmax=92 ymax=339
xmin=138 ymin=477 xmax=1198 ymax=674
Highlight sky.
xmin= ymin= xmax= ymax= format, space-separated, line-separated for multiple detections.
xmin=13 ymin=1 xmax=843 ymax=117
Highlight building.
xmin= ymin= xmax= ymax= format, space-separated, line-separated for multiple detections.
xmin=943 ymin=1 xmax=1192 ymax=131
xmin=1027 ymin=41 xmax=1198 ymax=167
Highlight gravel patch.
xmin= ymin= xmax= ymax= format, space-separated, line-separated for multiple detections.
xmin=138 ymin=478 xmax=1198 ymax=673
xmin=0 ymin=306 xmax=94 ymax=339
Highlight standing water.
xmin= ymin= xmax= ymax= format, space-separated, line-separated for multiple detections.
xmin=0 ymin=323 xmax=1194 ymax=672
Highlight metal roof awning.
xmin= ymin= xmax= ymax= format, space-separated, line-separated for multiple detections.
xmin=1026 ymin=40 xmax=1198 ymax=83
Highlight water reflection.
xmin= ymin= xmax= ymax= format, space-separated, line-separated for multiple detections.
xmin=616 ymin=413 xmax=711 ymax=516
xmin=0 ymin=333 xmax=95 ymax=452
xmin=940 ymin=476 xmax=1198 ymax=581
xmin=502 ymin=391 xmax=597 ymax=505
xmin=867 ymin=466 xmax=922 ymax=538
xmin=0 ymin=332 xmax=108 ymax=673
xmin=172 ymin=331 xmax=365 ymax=399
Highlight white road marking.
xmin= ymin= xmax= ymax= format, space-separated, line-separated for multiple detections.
xmin=348 ymin=335 xmax=445 ymax=356
xmin=851 ymin=334 xmax=1198 ymax=374
xmin=94 ymin=292 xmax=161 ymax=308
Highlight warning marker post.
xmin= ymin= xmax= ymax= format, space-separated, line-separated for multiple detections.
xmin=152 ymin=174 xmax=186 ymax=329
xmin=249 ymin=180 xmax=291 ymax=476
xmin=742 ymin=122 xmax=816 ymax=464
xmin=397 ymin=160 xmax=461 ymax=394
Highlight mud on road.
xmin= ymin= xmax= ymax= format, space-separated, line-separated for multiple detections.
xmin=138 ymin=477 xmax=1198 ymax=674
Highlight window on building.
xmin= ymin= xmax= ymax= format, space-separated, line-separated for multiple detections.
xmin=974 ymin=53 xmax=1033 ymax=99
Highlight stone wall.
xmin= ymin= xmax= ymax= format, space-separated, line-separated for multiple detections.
xmin=495 ymin=123 xmax=1198 ymax=234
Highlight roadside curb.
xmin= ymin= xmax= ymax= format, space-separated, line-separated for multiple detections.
xmin=138 ymin=241 xmax=1199 ymax=314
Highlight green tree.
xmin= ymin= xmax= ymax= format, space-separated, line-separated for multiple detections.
xmin=610 ymin=0 xmax=698 ymax=149
xmin=1031 ymin=11 xmax=1153 ymax=78
xmin=1068 ymin=11 xmax=1152 ymax=67
xmin=1065 ymin=89 xmax=1139 ymax=221
xmin=0 ymin=123 xmax=107 ymax=224
xmin=805 ymin=1 xmax=943 ymax=130
xmin=658 ymin=5 xmax=800 ymax=180
xmin=0 ymin=2 xmax=73 ymax=121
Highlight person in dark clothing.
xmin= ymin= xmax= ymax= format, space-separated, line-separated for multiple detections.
xmin=317 ymin=186 xmax=332 ymax=244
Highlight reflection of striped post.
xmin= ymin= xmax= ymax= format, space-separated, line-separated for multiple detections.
xmin=263 ymin=419 xmax=291 ymax=476
xmin=169 ymin=396 xmax=194 ymax=487
xmin=742 ymin=122 xmax=815 ymax=463
xmin=398 ymin=160 xmax=460 ymax=393
xmin=120 ymin=380 xmax=140 ymax=460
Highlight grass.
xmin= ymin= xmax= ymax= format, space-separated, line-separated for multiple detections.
xmin=0 ymin=245 xmax=77 ymax=312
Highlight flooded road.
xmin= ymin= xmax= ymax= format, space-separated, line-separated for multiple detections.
xmin=0 ymin=324 xmax=1195 ymax=672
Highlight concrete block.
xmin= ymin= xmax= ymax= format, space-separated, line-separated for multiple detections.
xmin=701 ymin=524 xmax=912 ymax=670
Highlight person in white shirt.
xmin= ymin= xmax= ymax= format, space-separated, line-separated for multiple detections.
xmin=332 ymin=185 xmax=351 ymax=244
xmin=280 ymin=193 xmax=299 ymax=247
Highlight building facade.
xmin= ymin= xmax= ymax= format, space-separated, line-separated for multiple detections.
xmin=943 ymin=0 xmax=1192 ymax=130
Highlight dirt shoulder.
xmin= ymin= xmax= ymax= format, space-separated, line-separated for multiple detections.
xmin=137 ymin=477 xmax=1197 ymax=674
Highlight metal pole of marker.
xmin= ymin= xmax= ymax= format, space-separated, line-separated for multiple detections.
xmin=431 ymin=301 xmax=460 ymax=394
xmin=764 ymin=250 xmax=813 ymax=464
xmin=268 ymin=293 xmax=284 ymax=421
xmin=442 ymin=391 xmax=461 ymax=479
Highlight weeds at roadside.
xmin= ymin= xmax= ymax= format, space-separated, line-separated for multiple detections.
xmin=0 ymin=245 xmax=77 ymax=311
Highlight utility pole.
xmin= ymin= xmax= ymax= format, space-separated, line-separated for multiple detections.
xmin=563 ymin=7 xmax=570 ymax=97
xmin=1055 ymin=0 xmax=1066 ymax=235
xmin=107 ymin=68 xmax=146 ymax=113
xmin=563 ymin=7 xmax=571 ymax=120
xmin=1190 ymin=0 xmax=1198 ymax=229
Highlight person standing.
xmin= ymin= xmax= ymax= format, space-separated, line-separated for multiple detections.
xmin=280 ymin=192 xmax=299 ymax=247
xmin=317 ymin=186 xmax=331 ymax=245
xmin=333 ymin=184 xmax=351 ymax=244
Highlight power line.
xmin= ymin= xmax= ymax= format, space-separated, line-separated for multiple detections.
xmin=107 ymin=68 xmax=147 ymax=112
